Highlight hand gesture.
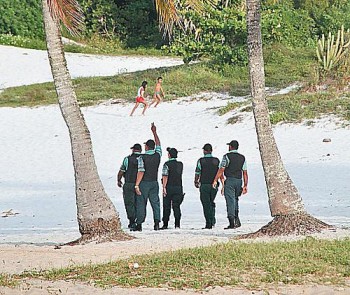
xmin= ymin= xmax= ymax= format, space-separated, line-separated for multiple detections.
xmin=117 ymin=180 xmax=123 ymax=188
xmin=151 ymin=122 xmax=156 ymax=133
xmin=242 ymin=186 xmax=248 ymax=195
xmin=194 ymin=181 xmax=200 ymax=189
xmin=212 ymin=181 xmax=218 ymax=189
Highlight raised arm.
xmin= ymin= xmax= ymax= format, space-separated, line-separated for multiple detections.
xmin=151 ymin=122 xmax=160 ymax=146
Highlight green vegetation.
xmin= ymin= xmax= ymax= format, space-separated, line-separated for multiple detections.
xmin=21 ymin=238 xmax=350 ymax=289
xmin=0 ymin=33 xmax=165 ymax=56
xmin=2 ymin=0 xmax=350 ymax=61
xmin=316 ymin=25 xmax=350 ymax=72
xmin=0 ymin=45 xmax=317 ymax=108
xmin=0 ymin=0 xmax=44 ymax=39
xmin=0 ymin=274 xmax=16 ymax=287
xmin=0 ymin=63 xmax=247 ymax=108
xmin=219 ymin=91 xmax=350 ymax=124
xmin=268 ymin=91 xmax=350 ymax=124
xmin=0 ymin=34 xmax=46 ymax=50
xmin=0 ymin=0 xmax=161 ymax=51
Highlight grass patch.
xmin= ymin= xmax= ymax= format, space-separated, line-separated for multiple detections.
xmin=268 ymin=91 xmax=350 ymax=124
xmin=217 ymin=90 xmax=350 ymax=124
xmin=0 ymin=63 xmax=245 ymax=107
xmin=264 ymin=44 xmax=317 ymax=88
xmin=0 ymin=44 xmax=321 ymax=109
xmin=23 ymin=238 xmax=350 ymax=290
xmin=0 ymin=274 xmax=17 ymax=287
xmin=0 ymin=34 xmax=46 ymax=50
xmin=0 ymin=34 xmax=165 ymax=56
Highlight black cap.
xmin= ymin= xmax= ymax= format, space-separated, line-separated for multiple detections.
xmin=227 ymin=140 xmax=239 ymax=149
xmin=130 ymin=143 xmax=142 ymax=151
xmin=166 ymin=147 xmax=178 ymax=158
xmin=202 ymin=143 xmax=212 ymax=152
xmin=144 ymin=139 xmax=155 ymax=149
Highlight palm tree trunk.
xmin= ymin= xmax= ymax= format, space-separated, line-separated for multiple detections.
xmin=42 ymin=0 xmax=131 ymax=243
xmin=242 ymin=0 xmax=331 ymax=237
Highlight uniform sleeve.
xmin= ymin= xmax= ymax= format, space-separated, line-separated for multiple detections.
xmin=155 ymin=145 xmax=162 ymax=157
xmin=138 ymin=156 xmax=145 ymax=172
xmin=219 ymin=155 xmax=229 ymax=168
xmin=195 ymin=159 xmax=201 ymax=175
xmin=162 ymin=163 xmax=169 ymax=176
xmin=242 ymin=160 xmax=247 ymax=171
xmin=120 ymin=157 xmax=128 ymax=172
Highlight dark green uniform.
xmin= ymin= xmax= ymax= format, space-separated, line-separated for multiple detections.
xmin=162 ymin=158 xmax=184 ymax=228
xmin=120 ymin=152 xmax=140 ymax=227
xmin=220 ymin=150 xmax=247 ymax=227
xmin=136 ymin=146 xmax=162 ymax=226
xmin=195 ymin=154 xmax=219 ymax=228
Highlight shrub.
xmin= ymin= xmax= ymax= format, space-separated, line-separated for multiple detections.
xmin=0 ymin=0 xmax=44 ymax=39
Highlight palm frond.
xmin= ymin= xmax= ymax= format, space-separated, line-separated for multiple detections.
xmin=155 ymin=0 xmax=180 ymax=37
xmin=184 ymin=0 xmax=218 ymax=12
xmin=47 ymin=0 xmax=84 ymax=35
xmin=155 ymin=0 xmax=218 ymax=37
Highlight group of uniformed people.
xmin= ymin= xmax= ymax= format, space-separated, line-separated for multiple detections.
xmin=117 ymin=123 xmax=248 ymax=231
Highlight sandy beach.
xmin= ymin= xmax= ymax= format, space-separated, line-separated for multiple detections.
xmin=0 ymin=45 xmax=349 ymax=294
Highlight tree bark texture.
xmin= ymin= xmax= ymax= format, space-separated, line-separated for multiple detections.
xmin=42 ymin=0 xmax=131 ymax=243
xmin=246 ymin=0 xmax=305 ymax=216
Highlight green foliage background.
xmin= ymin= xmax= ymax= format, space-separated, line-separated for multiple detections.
xmin=0 ymin=0 xmax=350 ymax=63
xmin=0 ymin=0 xmax=44 ymax=39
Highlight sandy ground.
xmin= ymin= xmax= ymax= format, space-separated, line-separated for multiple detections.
xmin=1 ymin=46 xmax=350 ymax=294
xmin=0 ymin=45 xmax=182 ymax=89
xmin=1 ymin=228 xmax=350 ymax=294
xmin=0 ymin=233 xmax=228 ymax=274
xmin=1 ymin=279 xmax=350 ymax=295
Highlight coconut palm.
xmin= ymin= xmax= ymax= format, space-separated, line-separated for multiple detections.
xmin=41 ymin=0 xmax=131 ymax=244
xmin=41 ymin=0 xmax=212 ymax=244
xmin=244 ymin=0 xmax=330 ymax=237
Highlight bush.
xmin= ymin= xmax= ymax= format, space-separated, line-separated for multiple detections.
xmin=261 ymin=2 xmax=316 ymax=47
xmin=168 ymin=5 xmax=248 ymax=65
xmin=0 ymin=0 xmax=44 ymax=39
xmin=80 ymin=0 xmax=163 ymax=48
xmin=0 ymin=34 xmax=46 ymax=50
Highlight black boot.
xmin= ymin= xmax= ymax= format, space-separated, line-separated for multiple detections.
xmin=234 ymin=217 xmax=241 ymax=228
xmin=154 ymin=220 xmax=160 ymax=231
xmin=202 ymin=223 xmax=212 ymax=229
xmin=160 ymin=221 xmax=168 ymax=230
xmin=128 ymin=219 xmax=136 ymax=229
xmin=224 ymin=218 xmax=235 ymax=230
xmin=175 ymin=220 xmax=180 ymax=229
xmin=131 ymin=223 xmax=142 ymax=231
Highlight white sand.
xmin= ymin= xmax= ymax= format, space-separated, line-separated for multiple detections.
xmin=0 ymin=46 xmax=349 ymax=294
xmin=0 ymin=45 xmax=182 ymax=89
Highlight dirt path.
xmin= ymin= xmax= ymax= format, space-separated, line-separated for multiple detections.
xmin=1 ymin=279 xmax=349 ymax=295
xmin=1 ymin=231 xmax=350 ymax=294
xmin=0 ymin=233 xmax=228 ymax=274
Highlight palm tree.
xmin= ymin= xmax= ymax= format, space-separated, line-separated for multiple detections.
xmin=41 ymin=0 xmax=131 ymax=244
xmin=244 ymin=0 xmax=330 ymax=237
xmin=41 ymin=0 xmax=210 ymax=244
